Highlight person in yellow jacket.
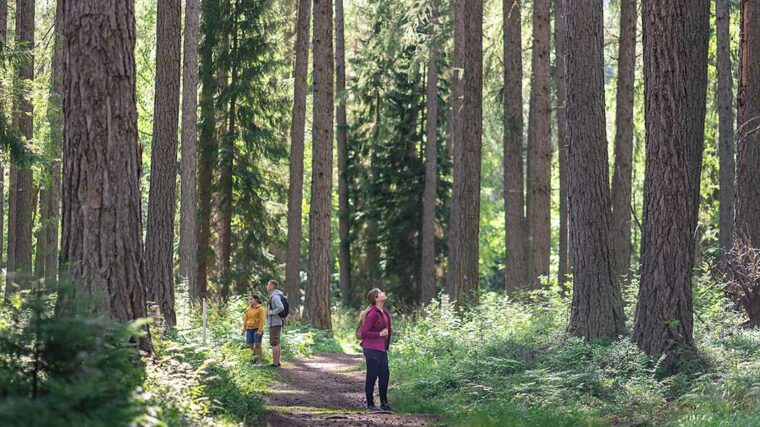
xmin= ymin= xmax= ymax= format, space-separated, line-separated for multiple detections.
xmin=241 ymin=294 xmax=266 ymax=364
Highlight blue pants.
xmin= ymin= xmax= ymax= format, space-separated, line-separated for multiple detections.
xmin=246 ymin=329 xmax=263 ymax=345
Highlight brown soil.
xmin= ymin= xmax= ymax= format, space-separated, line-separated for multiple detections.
xmin=257 ymin=353 xmax=441 ymax=426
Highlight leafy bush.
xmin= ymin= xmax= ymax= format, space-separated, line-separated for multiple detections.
xmin=0 ymin=288 xmax=146 ymax=427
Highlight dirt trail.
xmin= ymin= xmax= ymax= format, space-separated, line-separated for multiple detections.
xmin=257 ymin=353 xmax=440 ymax=426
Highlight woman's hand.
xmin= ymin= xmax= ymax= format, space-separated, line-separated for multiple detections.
xmin=380 ymin=328 xmax=389 ymax=337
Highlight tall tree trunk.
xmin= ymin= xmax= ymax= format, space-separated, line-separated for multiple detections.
xmin=633 ymin=0 xmax=709 ymax=359
xmin=197 ymin=0 xmax=220 ymax=302
xmin=44 ymin=0 xmax=64 ymax=284
xmin=555 ymin=0 xmax=569 ymax=289
xmin=610 ymin=0 xmax=637 ymax=285
xmin=180 ymin=0 xmax=200 ymax=304
xmin=34 ymin=187 xmax=45 ymax=278
xmin=58 ymin=0 xmax=152 ymax=352
xmin=286 ymin=0 xmax=311 ymax=312
xmin=565 ymin=0 xmax=626 ymax=339
xmin=0 ymin=0 xmax=7 ymax=277
xmin=217 ymin=0 xmax=238 ymax=302
xmin=527 ymin=0 xmax=552 ymax=289
xmin=304 ymin=0 xmax=334 ymax=330
xmin=421 ymin=0 xmax=439 ymax=305
xmin=336 ymin=0 xmax=352 ymax=307
xmin=453 ymin=0 xmax=483 ymax=304
xmin=504 ymin=0 xmax=525 ymax=295
xmin=6 ymin=166 xmax=15 ymax=294
xmin=446 ymin=0 xmax=465 ymax=301
xmin=716 ymin=0 xmax=734 ymax=255
xmin=12 ymin=0 xmax=34 ymax=285
xmin=735 ymin=0 xmax=760 ymax=247
xmin=145 ymin=0 xmax=181 ymax=329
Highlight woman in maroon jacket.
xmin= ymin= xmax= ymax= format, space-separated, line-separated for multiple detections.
xmin=359 ymin=288 xmax=393 ymax=413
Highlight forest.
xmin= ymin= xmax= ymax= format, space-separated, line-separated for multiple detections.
xmin=1 ymin=0 xmax=760 ymax=425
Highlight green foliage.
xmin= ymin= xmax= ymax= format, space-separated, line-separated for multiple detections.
xmin=389 ymin=286 xmax=760 ymax=426
xmin=0 ymin=287 xmax=146 ymax=427
xmin=348 ymin=0 xmax=451 ymax=305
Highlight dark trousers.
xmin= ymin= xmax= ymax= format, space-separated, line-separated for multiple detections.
xmin=363 ymin=348 xmax=389 ymax=406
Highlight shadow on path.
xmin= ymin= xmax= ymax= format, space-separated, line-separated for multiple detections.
xmin=257 ymin=353 xmax=440 ymax=426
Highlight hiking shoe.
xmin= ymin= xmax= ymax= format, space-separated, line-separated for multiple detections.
xmin=268 ymin=363 xmax=281 ymax=368
xmin=380 ymin=404 xmax=394 ymax=413
xmin=251 ymin=358 xmax=258 ymax=365
xmin=367 ymin=405 xmax=381 ymax=413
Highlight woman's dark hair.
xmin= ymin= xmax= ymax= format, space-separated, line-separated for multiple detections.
xmin=367 ymin=288 xmax=381 ymax=306
xmin=249 ymin=294 xmax=260 ymax=303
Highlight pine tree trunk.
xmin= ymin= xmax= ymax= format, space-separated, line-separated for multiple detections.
xmin=180 ymin=0 xmax=200 ymax=304
xmin=610 ymin=0 xmax=637 ymax=285
xmin=336 ymin=0 xmax=352 ymax=307
xmin=555 ymin=0 xmax=569 ymax=289
xmin=145 ymin=0 xmax=181 ymax=329
xmin=58 ymin=0 xmax=152 ymax=352
xmin=44 ymin=0 xmax=64 ymax=284
xmin=286 ymin=0 xmax=311 ymax=313
xmin=304 ymin=0 xmax=334 ymax=330
xmin=34 ymin=187 xmax=45 ymax=278
xmin=12 ymin=0 xmax=34 ymax=284
xmin=565 ymin=0 xmax=625 ymax=339
xmin=0 ymin=0 xmax=6 ymax=275
xmin=217 ymin=0 xmax=238 ymax=302
xmin=453 ymin=0 xmax=483 ymax=304
xmin=446 ymin=0 xmax=465 ymax=301
xmin=421 ymin=0 xmax=440 ymax=305
xmin=6 ymin=165 xmax=15 ymax=293
xmin=633 ymin=0 xmax=709 ymax=359
xmin=527 ymin=0 xmax=552 ymax=289
xmin=716 ymin=0 xmax=734 ymax=255
xmin=735 ymin=0 xmax=760 ymax=247
xmin=197 ymin=0 xmax=221 ymax=302
xmin=504 ymin=0 xmax=525 ymax=295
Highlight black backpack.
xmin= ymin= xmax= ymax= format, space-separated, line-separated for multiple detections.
xmin=270 ymin=294 xmax=290 ymax=319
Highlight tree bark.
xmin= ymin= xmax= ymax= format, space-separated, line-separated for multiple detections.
xmin=6 ymin=165 xmax=15 ymax=293
xmin=633 ymin=0 xmax=709 ymax=359
xmin=58 ymin=0 xmax=152 ymax=352
xmin=145 ymin=0 xmax=181 ymax=329
xmin=420 ymin=0 xmax=440 ymax=305
xmin=197 ymin=0 xmax=220 ymax=302
xmin=336 ymin=0 xmax=352 ymax=307
xmin=180 ymin=0 xmax=200 ymax=304
xmin=11 ymin=0 xmax=34 ymax=285
xmin=527 ymin=0 xmax=552 ymax=289
xmin=285 ymin=0 xmax=311 ymax=313
xmin=504 ymin=0 xmax=526 ymax=295
xmin=304 ymin=0 xmax=334 ymax=329
xmin=44 ymin=0 xmax=64 ymax=284
xmin=446 ymin=0 xmax=465 ymax=301
xmin=555 ymin=0 xmax=569 ymax=289
xmin=34 ymin=187 xmax=45 ymax=278
xmin=735 ymin=0 xmax=760 ymax=248
xmin=0 ymin=0 xmax=6 ymax=277
xmin=453 ymin=0 xmax=483 ymax=304
xmin=565 ymin=0 xmax=626 ymax=339
xmin=610 ymin=0 xmax=637 ymax=285
xmin=716 ymin=0 xmax=734 ymax=255
xmin=217 ymin=0 xmax=238 ymax=302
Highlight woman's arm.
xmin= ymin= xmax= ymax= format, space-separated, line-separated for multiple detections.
xmin=360 ymin=308 xmax=381 ymax=339
xmin=259 ymin=308 xmax=266 ymax=333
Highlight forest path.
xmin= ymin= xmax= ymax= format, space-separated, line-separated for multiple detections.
xmin=257 ymin=352 xmax=440 ymax=426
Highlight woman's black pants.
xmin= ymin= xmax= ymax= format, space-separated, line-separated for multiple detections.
xmin=363 ymin=348 xmax=389 ymax=406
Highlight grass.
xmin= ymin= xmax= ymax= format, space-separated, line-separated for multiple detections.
xmin=384 ymin=269 xmax=760 ymax=426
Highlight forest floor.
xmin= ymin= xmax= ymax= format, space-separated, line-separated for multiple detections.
xmin=258 ymin=353 xmax=440 ymax=426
